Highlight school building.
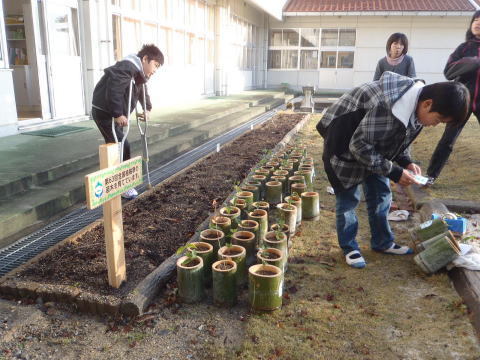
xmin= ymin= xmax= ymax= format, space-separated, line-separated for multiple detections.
xmin=0 ymin=0 xmax=478 ymax=138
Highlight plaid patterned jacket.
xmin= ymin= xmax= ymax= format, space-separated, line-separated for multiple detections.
xmin=317 ymin=72 xmax=423 ymax=190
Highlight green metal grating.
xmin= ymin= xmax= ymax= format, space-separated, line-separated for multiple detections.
xmin=22 ymin=125 xmax=92 ymax=137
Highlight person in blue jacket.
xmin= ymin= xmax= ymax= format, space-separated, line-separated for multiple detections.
xmin=426 ymin=10 xmax=480 ymax=184
xmin=92 ymin=44 xmax=164 ymax=199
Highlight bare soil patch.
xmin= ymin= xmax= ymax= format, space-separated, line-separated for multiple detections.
xmin=15 ymin=113 xmax=305 ymax=299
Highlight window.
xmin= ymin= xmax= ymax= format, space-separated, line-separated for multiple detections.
xmin=268 ymin=50 xmax=281 ymax=69
xmin=339 ymin=29 xmax=356 ymax=46
xmin=159 ymin=0 xmax=169 ymax=19
xmin=301 ymin=29 xmax=319 ymax=47
xmin=320 ymin=51 xmax=336 ymax=68
xmin=143 ymin=22 xmax=157 ymax=44
xmin=122 ymin=17 xmax=141 ymax=55
xmin=338 ymin=51 xmax=354 ymax=68
xmin=281 ymin=50 xmax=298 ymax=69
xmin=283 ymin=29 xmax=299 ymax=46
xmin=112 ymin=14 xmax=122 ymax=61
xmin=321 ymin=29 xmax=338 ymax=47
xmin=300 ymin=50 xmax=318 ymax=69
xmin=159 ymin=27 xmax=170 ymax=63
xmin=50 ymin=5 xmax=79 ymax=56
xmin=268 ymin=28 xmax=355 ymax=70
xmin=269 ymin=30 xmax=282 ymax=46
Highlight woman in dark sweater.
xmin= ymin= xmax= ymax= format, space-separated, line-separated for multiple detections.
xmin=426 ymin=11 xmax=480 ymax=183
xmin=373 ymin=33 xmax=416 ymax=81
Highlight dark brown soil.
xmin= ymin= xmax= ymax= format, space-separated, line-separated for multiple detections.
xmin=180 ymin=257 xmax=201 ymax=267
xmin=221 ymin=248 xmax=242 ymax=256
xmin=191 ymin=244 xmax=210 ymax=252
xmin=256 ymin=270 xmax=277 ymax=276
xmin=17 ymin=113 xmax=305 ymax=298
xmin=214 ymin=262 xmax=234 ymax=271
xmin=259 ymin=251 xmax=280 ymax=260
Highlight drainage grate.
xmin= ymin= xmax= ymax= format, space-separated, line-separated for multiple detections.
xmin=0 ymin=104 xmax=292 ymax=278
xmin=22 ymin=125 xmax=92 ymax=137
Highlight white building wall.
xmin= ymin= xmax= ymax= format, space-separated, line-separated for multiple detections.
xmin=268 ymin=15 xmax=470 ymax=91
xmin=85 ymin=0 xmax=267 ymax=110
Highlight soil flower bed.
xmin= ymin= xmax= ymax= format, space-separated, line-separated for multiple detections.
xmin=8 ymin=113 xmax=306 ymax=301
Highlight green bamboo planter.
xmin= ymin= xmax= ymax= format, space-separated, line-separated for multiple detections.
xmin=240 ymin=185 xmax=260 ymax=202
xmin=255 ymin=168 xmax=271 ymax=180
xmin=248 ymin=209 xmax=269 ymax=246
xmin=176 ymin=256 xmax=204 ymax=303
xmin=291 ymin=182 xmax=307 ymax=197
xmin=219 ymin=206 xmax=241 ymax=229
xmin=271 ymin=223 xmax=290 ymax=247
xmin=248 ymin=264 xmax=283 ymax=311
xmin=294 ymin=170 xmax=313 ymax=191
xmin=236 ymin=191 xmax=254 ymax=206
xmin=266 ymin=161 xmax=279 ymax=169
xmin=270 ymin=175 xmax=287 ymax=196
xmin=287 ymin=158 xmax=300 ymax=171
xmin=414 ymin=235 xmax=460 ymax=274
xmin=277 ymin=203 xmax=297 ymax=236
xmin=287 ymin=175 xmax=305 ymax=195
xmin=188 ymin=242 xmax=214 ymax=285
xmin=285 ymin=195 xmax=302 ymax=225
xmin=239 ymin=219 xmax=260 ymax=246
xmin=416 ymin=231 xmax=455 ymax=252
xmin=232 ymin=231 xmax=257 ymax=267
xmin=199 ymin=228 xmax=225 ymax=256
xmin=250 ymin=175 xmax=266 ymax=194
xmin=257 ymin=248 xmax=284 ymax=271
xmin=264 ymin=231 xmax=288 ymax=271
xmin=261 ymin=166 xmax=275 ymax=176
xmin=218 ymin=245 xmax=247 ymax=287
xmin=231 ymin=198 xmax=247 ymax=219
xmin=265 ymin=181 xmax=283 ymax=205
xmin=212 ymin=260 xmax=237 ymax=307
xmin=252 ymin=201 xmax=270 ymax=212
xmin=301 ymin=192 xmax=320 ymax=220
xmin=210 ymin=216 xmax=231 ymax=238
xmin=279 ymin=165 xmax=294 ymax=177
xmin=409 ymin=219 xmax=449 ymax=248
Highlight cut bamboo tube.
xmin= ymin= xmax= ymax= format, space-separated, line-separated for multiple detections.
xmin=414 ymin=236 xmax=460 ymax=274
xmin=301 ymin=192 xmax=320 ymax=220
xmin=218 ymin=245 xmax=247 ymax=287
xmin=176 ymin=256 xmax=204 ymax=303
xmin=212 ymin=260 xmax=237 ymax=307
xmin=248 ymin=264 xmax=283 ymax=311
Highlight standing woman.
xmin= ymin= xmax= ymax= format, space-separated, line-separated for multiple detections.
xmin=374 ymin=33 xmax=416 ymax=80
xmin=426 ymin=11 xmax=479 ymax=183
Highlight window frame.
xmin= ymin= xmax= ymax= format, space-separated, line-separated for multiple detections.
xmin=268 ymin=27 xmax=356 ymax=71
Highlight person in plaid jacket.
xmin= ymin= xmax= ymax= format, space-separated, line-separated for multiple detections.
xmin=317 ymin=71 xmax=469 ymax=269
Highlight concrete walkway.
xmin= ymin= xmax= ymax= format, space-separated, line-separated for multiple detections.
xmin=0 ymin=90 xmax=291 ymax=247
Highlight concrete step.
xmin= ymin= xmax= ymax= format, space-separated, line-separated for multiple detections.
xmin=0 ymin=106 xmax=272 ymax=248
xmin=0 ymin=102 xmax=255 ymax=200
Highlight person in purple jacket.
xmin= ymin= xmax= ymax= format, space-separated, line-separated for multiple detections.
xmin=426 ymin=11 xmax=480 ymax=184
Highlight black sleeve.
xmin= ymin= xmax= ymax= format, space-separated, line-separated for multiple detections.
xmin=105 ymin=67 xmax=134 ymax=118
xmin=444 ymin=43 xmax=480 ymax=80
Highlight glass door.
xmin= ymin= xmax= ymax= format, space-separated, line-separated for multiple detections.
xmin=42 ymin=0 xmax=84 ymax=118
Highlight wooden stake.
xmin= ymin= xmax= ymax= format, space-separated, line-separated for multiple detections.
xmin=100 ymin=144 xmax=126 ymax=288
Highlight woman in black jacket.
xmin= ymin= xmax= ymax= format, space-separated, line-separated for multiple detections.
xmin=92 ymin=44 xmax=163 ymax=199
xmin=426 ymin=11 xmax=479 ymax=183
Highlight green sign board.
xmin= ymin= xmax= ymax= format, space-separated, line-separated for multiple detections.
xmin=85 ymin=156 xmax=143 ymax=209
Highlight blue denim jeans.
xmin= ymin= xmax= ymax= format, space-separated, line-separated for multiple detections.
xmin=335 ymin=174 xmax=394 ymax=255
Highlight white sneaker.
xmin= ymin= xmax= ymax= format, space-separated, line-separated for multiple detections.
xmin=122 ymin=188 xmax=138 ymax=200
xmin=345 ymin=250 xmax=366 ymax=269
